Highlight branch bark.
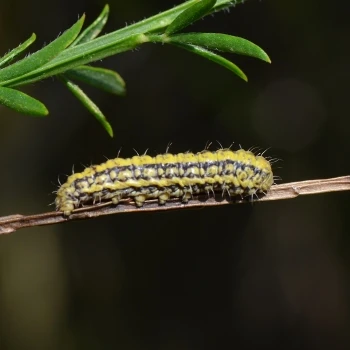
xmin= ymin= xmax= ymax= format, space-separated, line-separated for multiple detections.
xmin=0 ymin=175 xmax=349 ymax=234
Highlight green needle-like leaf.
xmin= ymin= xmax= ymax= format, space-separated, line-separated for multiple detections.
xmin=0 ymin=86 xmax=48 ymax=116
xmin=4 ymin=33 xmax=147 ymax=88
xmin=0 ymin=15 xmax=85 ymax=83
xmin=72 ymin=4 xmax=110 ymax=46
xmin=172 ymin=43 xmax=248 ymax=81
xmin=0 ymin=33 xmax=36 ymax=68
xmin=0 ymin=1 xmax=239 ymax=88
xmin=165 ymin=0 xmax=216 ymax=35
xmin=60 ymin=76 xmax=113 ymax=137
xmin=64 ymin=65 xmax=125 ymax=95
xmin=168 ymin=33 xmax=271 ymax=63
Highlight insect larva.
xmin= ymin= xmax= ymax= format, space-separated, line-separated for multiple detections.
xmin=55 ymin=148 xmax=274 ymax=216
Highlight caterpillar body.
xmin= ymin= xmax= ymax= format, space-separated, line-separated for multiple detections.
xmin=55 ymin=148 xmax=274 ymax=216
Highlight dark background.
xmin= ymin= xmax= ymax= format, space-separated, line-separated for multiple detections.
xmin=0 ymin=0 xmax=349 ymax=349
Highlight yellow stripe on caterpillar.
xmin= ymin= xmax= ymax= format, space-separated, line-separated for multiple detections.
xmin=55 ymin=148 xmax=274 ymax=216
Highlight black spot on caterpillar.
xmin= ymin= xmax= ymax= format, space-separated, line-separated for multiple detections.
xmin=55 ymin=148 xmax=274 ymax=216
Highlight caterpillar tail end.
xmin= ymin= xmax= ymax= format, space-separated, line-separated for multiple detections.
xmin=55 ymin=196 xmax=74 ymax=217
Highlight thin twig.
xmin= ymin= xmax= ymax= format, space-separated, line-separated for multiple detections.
xmin=0 ymin=176 xmax=349 ymax=234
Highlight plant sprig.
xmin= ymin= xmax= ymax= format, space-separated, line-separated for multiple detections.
xmin=0 ymin=0 xmax=270 ymax=136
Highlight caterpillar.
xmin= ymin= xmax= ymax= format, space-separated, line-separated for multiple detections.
xmin=55 ymin=148 xmax=274 ymax=216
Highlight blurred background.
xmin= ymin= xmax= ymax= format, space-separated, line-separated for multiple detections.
xmin=0 ymin=0 xmax=349 ymax=349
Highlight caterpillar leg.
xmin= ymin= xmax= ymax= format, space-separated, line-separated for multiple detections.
xmin=134 ymin=194 xmax=147 ymax=207
xmin=181 ymin=190 xmax=192 ymax=204
xmin=111 ymin=194 xmax=121 ymax=205
xmin=158 ymin=192 xmax=170 ymax=205
xmin=62 ymin=206 xmax=74 ymax=216
xmin=56 ymin=197 xmax=76 ymax=217
xmin=204 ymin=184 xmax=215 ymax=197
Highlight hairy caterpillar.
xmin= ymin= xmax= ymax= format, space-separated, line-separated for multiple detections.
xmin=55 ymin=148 xmax=274 ymax=216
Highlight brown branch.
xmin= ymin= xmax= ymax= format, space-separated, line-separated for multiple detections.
xmin=0 ymin=175 xmax=349 ymax=234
